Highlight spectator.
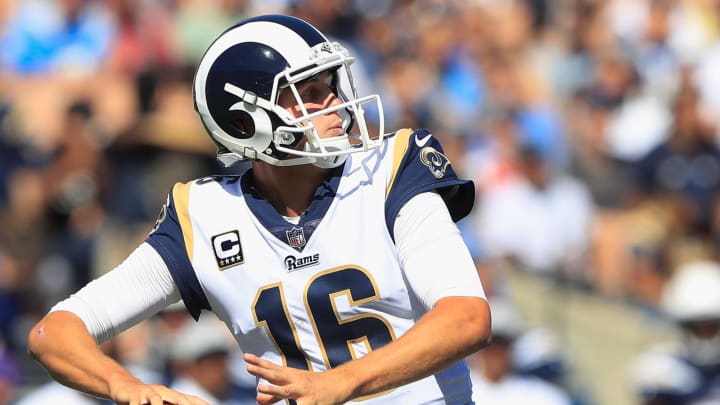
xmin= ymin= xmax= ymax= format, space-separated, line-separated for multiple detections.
xmin=628 ymin=260 xmax=720 ymax=404
xmin=13 ymin=380 xmax=102 ymax=405
xmin=660 ymin=261 xmax=720 ymax=382
xmin=472 ymin=144 xmax=594 ymax=284
xmin=167 ymin=315 xmax=248 ymax=405
xmin=0 ymin=0 xmax=115 ymax=75
xmin=468 ymin=297 xmax=573 ymax=405
xmin=630 ymin=84 xmax=720 ymax=237
xmin=513 ymin=327 xmax=593 ymax=405
xmin=623 ymin=83 xmax=720 ymax=306
xmin=0 ymin=339 xmax=20 ymax=405
xmin=626 ymin=350 xmax=704 ymax=405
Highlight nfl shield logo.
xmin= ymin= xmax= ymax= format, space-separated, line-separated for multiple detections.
xmin=286 ymin=226 xmax=307 ymax=249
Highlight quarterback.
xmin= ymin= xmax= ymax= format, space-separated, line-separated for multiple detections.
xmin=27 ymin=14 xmax=491 ymax=405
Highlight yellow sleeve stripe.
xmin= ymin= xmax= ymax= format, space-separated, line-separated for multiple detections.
xmin=386 ymin=128 xmax=414 ymax=199
xmin=172 ymin=181 xmax=194 ymax=261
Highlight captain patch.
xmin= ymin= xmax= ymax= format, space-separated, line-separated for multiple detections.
xmin=212 ymin=230 xmax=244 ymax=270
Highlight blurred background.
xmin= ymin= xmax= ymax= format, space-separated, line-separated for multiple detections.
xmin=1 ymin=0 xmax=720 ymax=404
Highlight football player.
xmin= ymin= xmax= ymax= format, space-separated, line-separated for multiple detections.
xmin=27 ymin=14 xmax=491 ymax=405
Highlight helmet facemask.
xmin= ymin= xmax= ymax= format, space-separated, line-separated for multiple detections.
xmin=220 ymin=41 xmax=383 ymax=168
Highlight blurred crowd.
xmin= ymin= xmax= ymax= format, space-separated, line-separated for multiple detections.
xmin=2 ymin=0 xmax=720 ymax=404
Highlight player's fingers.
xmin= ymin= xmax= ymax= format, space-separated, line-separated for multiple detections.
xmin=256 ymin=391 xmax=283 ymax=405
xmin=145 ymin=392 xmax=165 ymax=405
xmin=244 ymin=352 xmax=280 ymax=369
xmin=258 ymin=383 xmax=294 ymax=399
xmin=246 ymin=362 xmax=286 ymax=383
xmin=150 ymin=388 xmax=211 ymax=405
xmin=244 ymin=352 xmax=260 ymax=363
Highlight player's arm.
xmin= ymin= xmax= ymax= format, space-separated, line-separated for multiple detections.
xmin=337 ymin=191 xmax=491 ymax=393
xmin=27 ymin=243 xmax=210 ymax=405
xmin=245 ymin=191 xmax=491 ymax=404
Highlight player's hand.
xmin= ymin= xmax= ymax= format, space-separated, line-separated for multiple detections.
xmin=108 ymin=377 xmax=210 ymax=405
xmin=244 ymin=353 xmax=353 ymax=405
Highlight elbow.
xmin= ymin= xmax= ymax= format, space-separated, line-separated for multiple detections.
xmin=27 ymin=319 xmax=46 ymax=362
xmin=434 ymin=296 xmax=492 ymax=355
xmin=26 ymin=310 xmax=79 ymax=364
xmin=474 ymin=324 xmax=493 ymax=353
xmin=472 ymin=327 xmax=492 ymax=352
xmin=464 ymin=299 xmax=493 ymax=353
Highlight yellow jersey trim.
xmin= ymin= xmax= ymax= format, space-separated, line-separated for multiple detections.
xmin=172 ymin=181 xmax=194 ymax=261
xmin=386 ymin=128 xmax=414 ymax=199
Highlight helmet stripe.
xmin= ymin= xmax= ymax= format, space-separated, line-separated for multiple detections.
xmin=194 ymin=19 xmax=324 ymax=129
xmin=242 ymin=15 xmax=327 ymax=46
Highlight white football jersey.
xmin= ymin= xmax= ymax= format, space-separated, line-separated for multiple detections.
xmin=146 ymin=129 xmax=476 ymax=404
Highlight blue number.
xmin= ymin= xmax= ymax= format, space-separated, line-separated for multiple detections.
xmin=307 ymin=268 xmax=395 ymax=368
xmin=253 ymin=283 xmax=312 ymax=370
xmin=252 ymin=268 xmax=395 ymax=369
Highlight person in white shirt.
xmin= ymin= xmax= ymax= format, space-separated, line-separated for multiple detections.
xmin=167 ymin=316 xmax=239 ymax=405
xmin=468 ymin=297 xmax=572 ymax=405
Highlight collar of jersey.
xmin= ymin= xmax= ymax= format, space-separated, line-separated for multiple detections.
xmin=240 ymin=164 xmax=344 ymax=248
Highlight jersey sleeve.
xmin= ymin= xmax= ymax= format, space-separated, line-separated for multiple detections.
xmin=385 ymin=128 xmax=475 ymax=239
xmin=145 ymin=182 xmax=210 ymax=320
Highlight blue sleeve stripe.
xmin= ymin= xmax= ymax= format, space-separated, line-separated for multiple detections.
xmin=146 ymin=237 xmax=210 ymax=320
xmin=145 ymin=182 xmax=210 ymax=320
xmin=385 ymin=179 xmax=474 ymax=241
xmin=384 ymin=129 xmax=475 ymax=240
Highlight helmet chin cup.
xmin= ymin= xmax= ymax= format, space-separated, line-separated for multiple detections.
xmin=304 ymin=136 xmax=351 ymax=168
xmin=313 ymin=155 xmax=348 ymax=169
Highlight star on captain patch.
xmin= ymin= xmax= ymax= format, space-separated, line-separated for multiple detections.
xmin=286 ymin=226 xmax=307 ymax=250
xmin=212 ymin=230 xmax=244 ymax=270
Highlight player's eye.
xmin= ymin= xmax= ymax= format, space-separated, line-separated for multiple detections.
xmin=301 ymin=85 xmax=320 ymax=100
xmin=299 ymin=72 xmax=334 ymax=102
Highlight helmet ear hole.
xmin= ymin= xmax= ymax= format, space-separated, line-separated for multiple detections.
xmin=230 ymin=111 xmax=255 ymax=139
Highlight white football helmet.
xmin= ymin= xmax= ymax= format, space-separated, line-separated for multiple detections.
xmin=193 ymin=14 xmax=384 ymax=168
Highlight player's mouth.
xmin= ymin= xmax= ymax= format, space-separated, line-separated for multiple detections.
xmin=326 ymin=122 xmax=345 ymax=136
